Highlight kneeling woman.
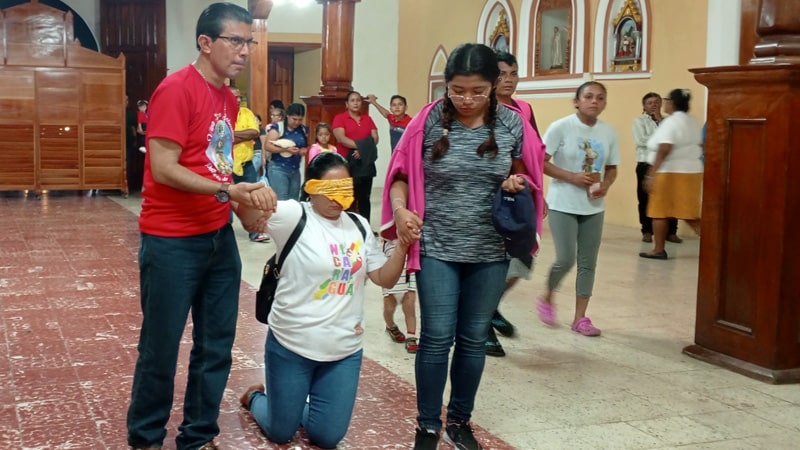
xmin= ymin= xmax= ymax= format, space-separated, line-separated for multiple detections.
xmin=237 ymin=152 xmax=419 ymax=448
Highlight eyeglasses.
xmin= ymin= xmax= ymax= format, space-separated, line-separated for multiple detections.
xmin=215 ymin=35 xmax=258 ymax=50
xmin=447 ymin=92 xmax=489 ymax=104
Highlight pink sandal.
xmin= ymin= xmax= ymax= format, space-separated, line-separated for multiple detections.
xmin=536 ymin=298 xmax=557 ymax=326
xmin=571 ymin=317 xmax=601 ymax=336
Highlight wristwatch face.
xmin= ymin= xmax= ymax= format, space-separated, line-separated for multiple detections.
xmin=215 ymin=184 xmax=230 ymax=203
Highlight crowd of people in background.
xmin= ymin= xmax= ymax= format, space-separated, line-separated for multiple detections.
xmin=126 ymin=3 xmax=705 ymax=449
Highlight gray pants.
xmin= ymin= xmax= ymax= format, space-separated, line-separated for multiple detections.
xmin=547 ymin=210 xmax=604 ymax=298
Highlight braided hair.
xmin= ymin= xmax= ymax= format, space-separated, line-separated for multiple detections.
xmin=430 ymin=43 xmax=500 ymax=161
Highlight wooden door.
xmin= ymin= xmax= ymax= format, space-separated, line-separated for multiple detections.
xmin=268 ymin=48 xmax=294 ymax=108
xmin=99 ymin=0 xmax=166 ymax=191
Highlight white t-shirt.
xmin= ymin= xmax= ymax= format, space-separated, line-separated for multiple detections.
xmin=646 ymin=111 xmax=704 ymax=173
xmin=267 ymin=200 xmax=387 ymax=361
xmin=543 ymin=114 xmax=621 ymax=215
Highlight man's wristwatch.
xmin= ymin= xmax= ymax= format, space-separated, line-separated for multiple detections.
xmin=215 ymin=183 xmax=230 ymax=203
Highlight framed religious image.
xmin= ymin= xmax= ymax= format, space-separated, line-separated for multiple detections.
xmin=535 ymin=0 xmax=572 ymax=75
xmin=488 ymin=8 xmax=511 ymax=54
xmin=610 ymin=0 xmax=643 ymax=72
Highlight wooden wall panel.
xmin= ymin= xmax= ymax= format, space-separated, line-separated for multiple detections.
xmin=0 ymin=69 xmax=35 ymax=124
xmin=0 ymin=1 xmax=126 ymax=193
xmin=36 ymin=70 xmax=80 ymax=123
xmin=82 ymin=72 xmax=125 ymax=123
xmin=0 ymin=125 xmax=35 ymax=188
xmin=38 ymin=124 xmax=79 ymax=187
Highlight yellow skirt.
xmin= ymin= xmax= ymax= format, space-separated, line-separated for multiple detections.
xmin=647 ymin=172 xmax=703 ymax=219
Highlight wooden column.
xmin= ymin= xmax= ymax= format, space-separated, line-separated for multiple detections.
xmin=303 ymin=0 xmax=363 ymax=146
xmin=248 ymin=0 xmax=272 ymax=121
xmin=683 ymin=0 xmax=800 ymax=384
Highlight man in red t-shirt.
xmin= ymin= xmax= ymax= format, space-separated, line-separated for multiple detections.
xmin=127 ymin=4 xmax=274 ymax=449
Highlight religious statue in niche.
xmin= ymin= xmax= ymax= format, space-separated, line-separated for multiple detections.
xmin=535 ymin=0 xmax=571 ymax=75
xmin=610 ymin=0 xmax=643 ymax=72
xmin=488 ymin=8 xmax=511 ymax=54
xmin=551 ymin=26 xmax=564 ymax=68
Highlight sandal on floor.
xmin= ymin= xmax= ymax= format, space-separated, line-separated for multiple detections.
xmin=386 ymin=325 xmax=406 ymax=343
xmin=405 ymin=337 xmax=418 ymax=353
xmin=571 ymin=317 xmax=601 ymax=337
xmin=536 ymin=298 xmax=557 ymax=326
xmin=639 ymin=250 xmax=668 ymax=260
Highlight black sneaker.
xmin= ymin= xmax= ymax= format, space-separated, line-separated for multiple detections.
xmin=491 ymin=310 xmax=515 ymax=337
xmin=414 ymin=428 xmax=440 ymax=450
xmin=484 ymin=327 xmax=506 ymax=357
xmin=444 ymin=421 xmax=483 ymax=450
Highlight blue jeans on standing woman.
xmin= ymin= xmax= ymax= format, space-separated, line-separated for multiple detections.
xmin=246 ymin=331 xmax=362 ymax=449
xmin=414 ymin=256 xmax=509 ymax=431
xmin=126 ymin=224 xmax=241 ymax=449
xmin=268 ymin=163 xmax=301 ymax=201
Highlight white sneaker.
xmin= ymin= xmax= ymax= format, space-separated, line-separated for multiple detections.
xmin=138 ymin=146 xmax=146 ymax=153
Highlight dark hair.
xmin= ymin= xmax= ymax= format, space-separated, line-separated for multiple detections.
xmin=285 ymin=103 xmax=305 ymax=117
xmin=269 ymin=99 xmax=285 ymax=110
xmin=575 ymin=81 xmax=607 ymax=100
xmin=432 ymin=43 xmax=500 ymax=161
xmin=495 ymin=51 xmax=518 ymax=66
xmin=255 ymin=113 xmax=262 ymax=122
xmin=641 ymin=92 xmax=660 ymax=106
xmin=667 ymin=89 xmax=691 ymax=112
xmin=390 ymin=95 xmax=407 ymax=106
xmin=195 ymin=3 xmax=252 ymax=51
xmin=305 ymin=152 xmax=349 ymax=181
xmin=345 ymin=91 xmax=362 ymax=102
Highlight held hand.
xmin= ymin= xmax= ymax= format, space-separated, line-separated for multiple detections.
xmin=501 ymin=174 xmax=525 ymax=193
xmin=365 ymin=94 xmax=377 ymax=104
xmin=394 ymin=208 xmax=422 ymax=247
xmin=589 ymin=182 xmax=609 ymax=199
xmin=353 ymin=150 xmax=361 ymax=160
xmin=642 ymin=176 xmax=654 ymax=194
xmin=230 ymin=182 xmax=277 ymax=211
xmin=242 ymin=211 xmax=269 ymax=233
xmin=572 ymin=172 xmax=595 ymax=187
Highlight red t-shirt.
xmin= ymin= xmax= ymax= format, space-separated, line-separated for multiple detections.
xmin=387 ymin=114 xmax=411 ymax=127
xmin=331 ymin=111 xmax=377 ymax=157
xmin=139 ymin=65 xmax=239 ymax=237
xmin=137 ymin=110 xmax=149 ymax=127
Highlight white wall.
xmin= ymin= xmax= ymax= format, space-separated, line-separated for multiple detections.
xmin=268 ymin=2 xmax=322 ymax=33
xmin=352 ymin=0 xmax=399 ymax=189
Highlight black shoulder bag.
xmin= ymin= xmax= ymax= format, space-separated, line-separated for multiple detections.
xmin=255 ymin=208 xmax=368 ymax=324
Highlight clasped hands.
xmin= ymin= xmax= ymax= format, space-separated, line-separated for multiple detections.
xmin=393 ymin=207 xmax=423 ymax=248
xmin=231 ymin=181 xmax=277 ymax=232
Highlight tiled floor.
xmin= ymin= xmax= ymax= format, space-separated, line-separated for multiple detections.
xmin=1 ymin=189 xmax=799 ymax=449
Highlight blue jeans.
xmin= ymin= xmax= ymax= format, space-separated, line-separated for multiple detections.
xmin=414 ymin=256 xmax=509 ymax=430
xmin=233 ymin=161 xmax=259 ymax=240
xmin=127 ymin=224 xmax=241 ymax=450
xmin=268 ymin=163 xmax=301 ymax=201
xmin=247 ymin=331 xmax=362 ymax=449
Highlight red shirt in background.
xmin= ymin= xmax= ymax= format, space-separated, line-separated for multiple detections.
xmin=331 ymin=111 xmax=377 ymax=157
xmin=139 ymin=65 xmax=239 ymax=237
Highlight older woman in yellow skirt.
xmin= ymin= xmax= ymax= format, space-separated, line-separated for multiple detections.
xmin=640 ymin=89 xmax=703 ymax=260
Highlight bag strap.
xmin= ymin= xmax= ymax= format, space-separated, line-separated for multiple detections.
xmin=273 ymin=206 xmax=307 ymax=276
xmin=346 ymin=212 xmax=367 ymax=240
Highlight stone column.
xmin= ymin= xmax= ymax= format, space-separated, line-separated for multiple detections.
xmin=248 ymin=0 xmax=273 ymax=121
